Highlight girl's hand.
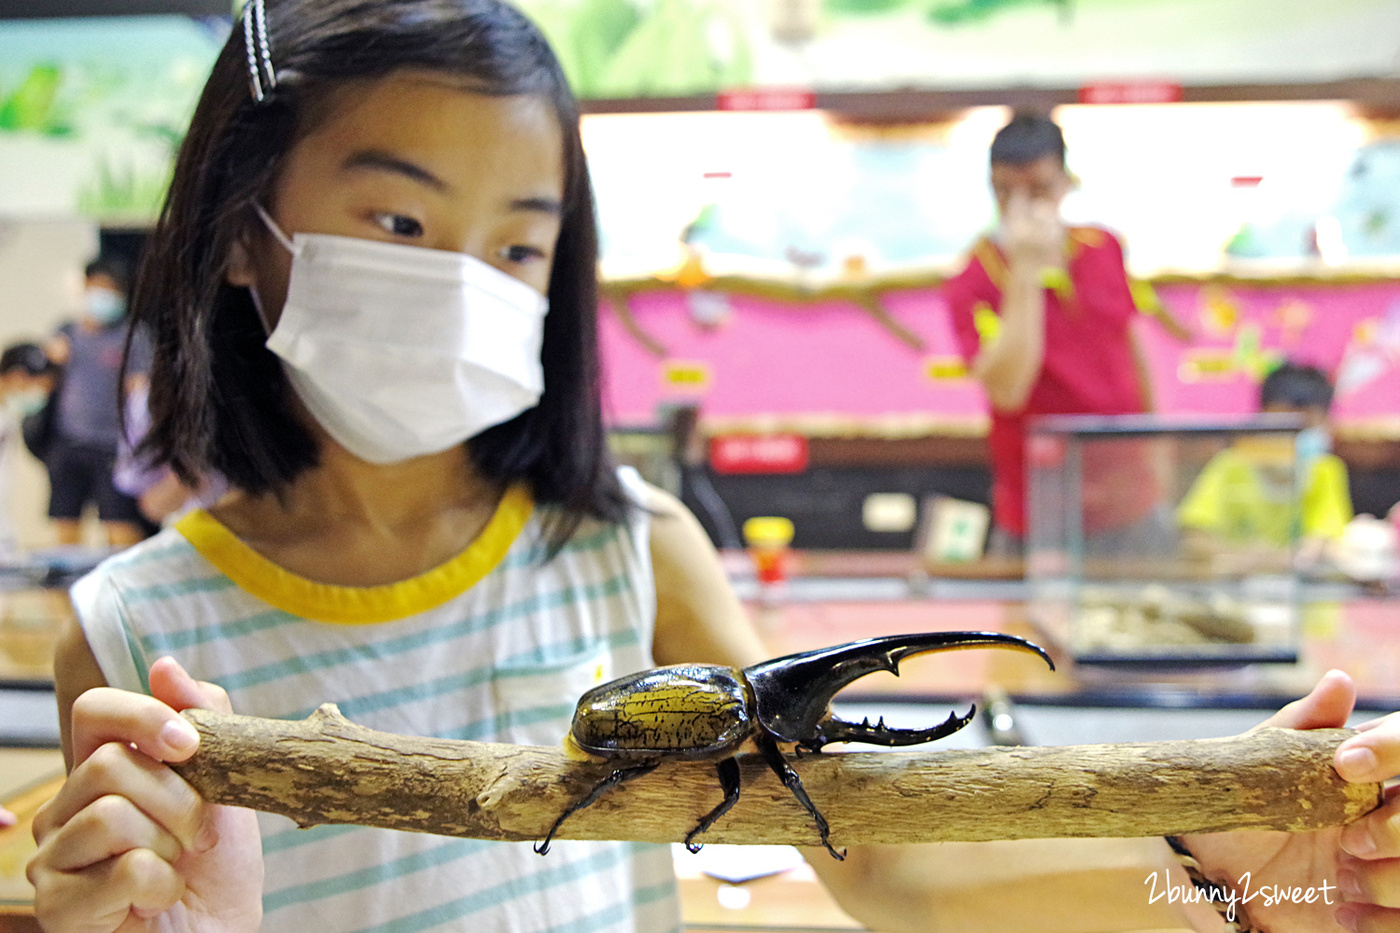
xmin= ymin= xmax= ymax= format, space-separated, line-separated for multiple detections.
xmin=27 ymin=657 xmax=263 ymax=933
xmin=1332 ymin=705 xmax=1400 ymax=932
xmin=1178 ymin=671 xmax=1400 ymax=932
xmin=0 ymin=806 xmax=14 ymax=828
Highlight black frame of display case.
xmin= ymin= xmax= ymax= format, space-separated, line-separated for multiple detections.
xmin=1026 ymin=413 xmax=1311 ymax=669
xmin=2 ymin=0 xmax=230 ymax=16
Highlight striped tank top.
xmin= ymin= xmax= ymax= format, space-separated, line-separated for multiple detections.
xmin=72 ymin=468 xmax=682 ymax=933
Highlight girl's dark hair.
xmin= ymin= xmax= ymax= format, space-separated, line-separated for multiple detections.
xmin=131 ymin=0 xmax=626 ymax=549
xmin=989 ymin=111 xmax=1066 ymax=168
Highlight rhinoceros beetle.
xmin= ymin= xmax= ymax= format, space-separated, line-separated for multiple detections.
xmin=535 ymin=630 xmax=1053 ymax=858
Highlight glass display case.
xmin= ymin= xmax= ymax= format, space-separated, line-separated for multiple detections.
xmin=1027 ymin=414 xmax=1306 ymax=666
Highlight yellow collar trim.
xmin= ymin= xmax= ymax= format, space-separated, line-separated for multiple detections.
xmin=174 ymin=485 xmax=534 ymax=625
xmin=974 ymin=230 xmax=1096 ymax=293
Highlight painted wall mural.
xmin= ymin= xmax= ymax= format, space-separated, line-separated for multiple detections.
xmin=598 ymin=277 xmax=1400 ymax=436
xmin=0 ymin=15 xmax=225 ymax=221
xmin=518 ymin=0 xmax=1400 ymax=98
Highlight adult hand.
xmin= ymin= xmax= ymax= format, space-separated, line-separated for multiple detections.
xmin=1178 ymin=670 xmax=1400 ymax=932
xmin=1000 ymin=190 xmax=1065 ymax=272
xmin=27 ymin=657 xmax=263 ymax=933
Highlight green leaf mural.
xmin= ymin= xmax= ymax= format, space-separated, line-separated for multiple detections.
xmin=925 ymin=0 xmax=1072 ymax=25
xmin=517 ymin=0 xmax=751 ymax=99
xmin=0 ymin=64 xmax=68 ymax=135
xmin=823 ymin=0 xmax=919 ymax=13
xmin=0 ymin=17 xmax=222 ymax=220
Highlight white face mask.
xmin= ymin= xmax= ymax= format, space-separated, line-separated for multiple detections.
xmin=7 ymin=389 xmax=47 ymax=418
xmin=85 ymin=287 xmax=127 ymax=325
xmin=253 ymin=206 xmax=549 ymax=465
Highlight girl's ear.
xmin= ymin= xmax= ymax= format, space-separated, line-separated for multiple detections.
xmin=226 ymin=235 xmax=255 ymax=288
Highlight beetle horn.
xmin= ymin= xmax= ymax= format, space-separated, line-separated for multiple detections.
xmin=743 ymin=632 xmax=1053 ymax=747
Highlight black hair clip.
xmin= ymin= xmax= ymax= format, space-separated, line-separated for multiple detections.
xmin=243 ymin=0 xmax=277 ymax=104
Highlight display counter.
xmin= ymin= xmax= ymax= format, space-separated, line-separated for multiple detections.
xmin=2 ymin=556 xmax=1396 ymax=930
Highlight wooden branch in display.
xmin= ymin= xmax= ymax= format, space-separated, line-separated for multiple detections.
xmin=173 ymin=705 xmax=1380 ymax=847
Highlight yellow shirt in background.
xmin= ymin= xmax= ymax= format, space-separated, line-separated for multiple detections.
xmin=1177 ymin=448 xmax=1353 ymax=545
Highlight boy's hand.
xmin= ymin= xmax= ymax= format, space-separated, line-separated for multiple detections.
xmin=1001 ymin=190 xmax=1065 ymax=271
xmin=27 ymin=657 xmax=263 ymax=933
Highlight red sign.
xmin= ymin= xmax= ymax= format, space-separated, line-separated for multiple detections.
xmin=717 ymin=88 xmax=816 ymax=112
xmin=1077 ymin=82 xmax=1183 ymax=105
xmin=709 ymin=434 xmax=809 ymax=474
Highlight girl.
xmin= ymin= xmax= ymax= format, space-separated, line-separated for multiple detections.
xmin=29 ymin=1 xmax=762 ymax=930
xmin=25 ymin=2 xmax=1400 ymax=932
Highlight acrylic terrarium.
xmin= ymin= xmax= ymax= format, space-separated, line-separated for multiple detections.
xmin=1026 ymin=414 xmax=1306 ymax=666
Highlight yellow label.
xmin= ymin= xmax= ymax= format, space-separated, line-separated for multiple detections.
xmin=1040 ymin=267 xmax=1072 ymax=292
xmin=1178 ymin=350 xmax=1236 ymax=382
xmin=662 ymin=361 xmax=712 ymax=390
xmin=972 ymin=302 xmax=1001 ymax=346
xmin=1130 ymin=279 xmax=1162 ymax=315
xmin=744 ymin=516 xmax=795 ymax=547
xmin=925 ymin=356 xmax=969 ymax=381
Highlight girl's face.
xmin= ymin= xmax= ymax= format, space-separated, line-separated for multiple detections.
xmin=228 ymin=70 xmax=566 ymax=326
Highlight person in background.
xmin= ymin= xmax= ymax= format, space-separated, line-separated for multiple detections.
xmin=113 ymin=379 xmax=227 ymax=527
xmin=1179 ymin=361 xmax=1352 ymax=570
xmin=0 ymin=342 xmax=59 ymax=558
xmin=945 ymin=112 xmax=1164 ymax=556
xmin=42 ymin=256 xmax=153 ymax=548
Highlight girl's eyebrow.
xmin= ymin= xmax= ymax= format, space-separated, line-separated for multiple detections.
xmin=341 ymin=151 xmax=561 ymax=216
xmin=511 ymin=196 xmax=562 ymax=217
xmin=341 ymin=150 xmax=449 ymax=191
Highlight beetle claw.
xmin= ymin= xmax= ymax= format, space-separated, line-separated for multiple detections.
xmin=744 ymin=631 xmax=1053 ymax=745
xmin=802 ymin=705 xmax=976 ymax=752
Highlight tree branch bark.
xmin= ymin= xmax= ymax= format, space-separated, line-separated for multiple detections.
xmin=172 ymin=705 xmax=1380 ymax=847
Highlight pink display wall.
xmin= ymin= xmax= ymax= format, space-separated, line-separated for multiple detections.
xmin=599 ymin=279 xmax=1400 ymax=432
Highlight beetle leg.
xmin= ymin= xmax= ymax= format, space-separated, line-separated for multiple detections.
xmin=756 ymin=734 xmax=845 ymax=861
xmin=800 ymin=705 xmax=977 ymax=753
xmin=684 ymin=757 xmax=742 ymax=853
xmin=535 ymin=761 xmax=659 ymax=856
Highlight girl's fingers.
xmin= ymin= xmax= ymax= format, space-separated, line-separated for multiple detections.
xmin=1333 ymin=901 xmax=1397 ymax=933
xmin=43 ymin=794 xmax=184 ymax=872
xmin=1349 ymin=716 xmax=1394 ymax=734
xmin=1343 ymin=796 xmax=1400 ymax=860
xmin=148 ymin=656 xmax=234 ymax=716
xmin=1338 ymin=857 xmax=1400 ymax=910
xmin=1338 ymin=720 xmax=1400 ymax=784
xmin=70 ymin=687 xmax=201 ymax=769
xmin=33 ymin=741 xmax=211 ymax=856
xmin=1254 ymin=669 xmax=1356 ymax=732
xmin=29 ymin=847 xmax=185 ymax=932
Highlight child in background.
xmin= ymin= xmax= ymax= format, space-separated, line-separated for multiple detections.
xmin=24 ymin=3 xmax=1400 ymax=933
xmin=0 ymin=342 xmax=58 ymax=557
xmin=1178 ymin=362 xmax=1352 ymax=569
xmin=41 ymin=257 xmax=153 ymax=547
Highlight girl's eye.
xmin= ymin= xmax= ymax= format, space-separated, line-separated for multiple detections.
xmin=500 ymin=244 xmax=546 ymax=264
xmin=374 ymin=213 xmax=424 ymax=238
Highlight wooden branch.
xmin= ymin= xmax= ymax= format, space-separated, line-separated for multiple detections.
xmin=173 ymin=705 xmax=1381 ymax=848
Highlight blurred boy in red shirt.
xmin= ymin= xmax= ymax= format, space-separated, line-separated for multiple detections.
xmin=946 ymin=113 xmax=1162 ymax=554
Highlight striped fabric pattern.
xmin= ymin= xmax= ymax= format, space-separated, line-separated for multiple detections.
xmin=72 ymin=470 xmax=682 ymax=933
